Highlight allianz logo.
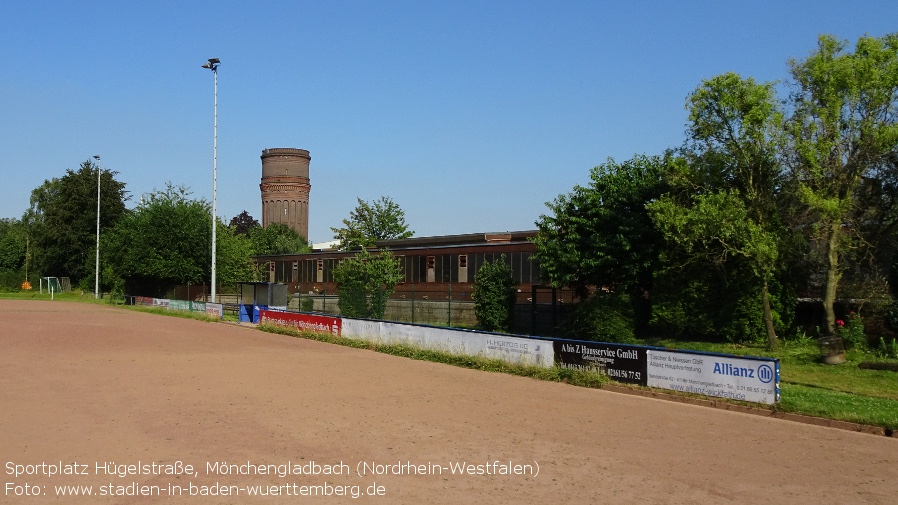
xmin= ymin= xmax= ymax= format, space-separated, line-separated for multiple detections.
xmin=712 ymin=362 xmax=775 ymax=384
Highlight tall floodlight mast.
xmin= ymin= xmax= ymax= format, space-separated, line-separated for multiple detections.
xmin=93 ymin=154 xmax=101 ymax=299
xmin=201 ymin=57 xmax=220 ymax=303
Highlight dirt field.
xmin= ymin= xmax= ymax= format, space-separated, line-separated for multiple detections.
xmin=1 ymin=299 xmax=896 ymax=504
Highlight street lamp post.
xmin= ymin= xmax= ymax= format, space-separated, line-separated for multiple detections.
xmin=93 ymin=154 xmax=101 ymax=299
xmin=202 ymin=57 xmax=220 ymax=303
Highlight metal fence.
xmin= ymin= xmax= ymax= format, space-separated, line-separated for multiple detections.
xmin=290 ymin=283 xmax=576 ymax=334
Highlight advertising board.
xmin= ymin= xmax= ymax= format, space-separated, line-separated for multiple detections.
xmin=259 ymin=310 xmax=341 ymax=336
xmin=133 ymin=296 xmax=154 ymax=306
xmin=257 ymin=315 xmax=779 ymax=404
xmin=168 ymin=300 xmax=190 ymax=311
xmin=553 ymin=340 xmax=648 ymax=385
xmin=646 ymin=350 xmax=780 ymax=404
xmin=482 ymin=334 xmax=553 ymax=367
xmin=342 ymin=318 xmax=381 ymax=340
xmin=339 ymin=319 xmax=554 ymax=368
xmin=204 ymin=302 xmax=224 ymax=318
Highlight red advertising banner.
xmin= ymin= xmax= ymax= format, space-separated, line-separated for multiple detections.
xmin=133 ymin=296 xmax=154 ymax=306
xmin=259 ymin=310 xmax=342 ymax=337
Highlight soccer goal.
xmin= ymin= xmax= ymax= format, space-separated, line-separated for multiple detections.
xmin=40 ymin=277 xmax=63 ymax=294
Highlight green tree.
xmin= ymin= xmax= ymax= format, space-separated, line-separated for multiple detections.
xmin=331 ymin=196 xmax=413 ymax=250
xmin=250 ymin=223 xmax=310 ymax=255
xmin=532 ymin=154 xmax=670 ymax=336
xmin=27 ymin=160 xmax=127 ymax=287
xmin=0 ymin=218 xmax=27 ymax=272
xmin=0 ymin=218 xmax=28 ymax=290
xmin=648 ymin=73 xmax=788 ymax=348
xmin=333 ymin=249 xmax=403 ymax=319
xmin=216 ymin=220 xmax=255 ymax=287
xmin=103 ymin=184 xmax=210 ymax=296
xmin=472 ymin=255 xmax=518 ymax=332
xmin=785 ymin=33 xmax=898 ymax=336
xmin=649 ymin=191 xmax=783 ymax=345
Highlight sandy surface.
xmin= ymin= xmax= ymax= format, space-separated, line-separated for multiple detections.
xmin=1 ymin=299 xmax=896 ymax=504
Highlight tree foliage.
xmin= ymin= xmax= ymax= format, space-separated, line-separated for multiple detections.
xmin=27 ymin=160 xmax=127 ymax=287
xmin=533 ymin=154 xmax=669 ymax=337
xmin=535 ymin=34 xmax=898 ymax=345
xmin=534 ymin=154 xmax=669 ymax=296
xmin=472 ymin=255 xmax=518 ymax=332
xmin=250 ymin=223 xmax=310 ymax=256
xmin=102 ymin=188 xmax=262 ymax=295
xmin=332 ymin=196 xmax=413 ymax=250
xmin=215 ymin=220 xmax=255 ymax=287
xmin=103 ymin=184 xmax=210 ymax=296
xmin=649 ymin=190 xmax=786 ymax=344
xmin=0 ymin=218 xmax=28 ymax=290
xmin=0 ymin=218 xmax=27 ymax=273
xmin=333 ymin=249 xmax=403 ymax=319
xmin=785 ymin=34 xmax=898 ymax=336
xmin=648 ymin=73 xmax=788 ymax=348
xmin=229 ymin=210 xmax=260 ymax=236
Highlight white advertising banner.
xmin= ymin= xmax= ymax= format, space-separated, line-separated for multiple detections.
xmin=407 ymin=325 xmax=470 ymax=354
xmin=481 ymin=334 xmax=553 ymax=367
xmin=341 ymin=319 xmax=554 ymax=368
xmin=342 ymin=318 xmax=382 ymax=340
xmin=646 ymin=350 xmax=779 ymax=404
xmin=205 ymin=302 xmax=224 ymax=318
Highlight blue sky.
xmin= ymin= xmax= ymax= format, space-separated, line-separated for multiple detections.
xmin=1 ymin=1 xmax=895 ymax=243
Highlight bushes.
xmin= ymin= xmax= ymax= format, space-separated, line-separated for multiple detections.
xmin=838 ymin=311 xmax=867 ymax=350
xmin=0 ymin=270 xmax=27 ymax=292
xmin=559 ymin=292 xmax=635 ymax=343
xmin=650 ymin=262 xmax=792 ymax=344
xmin=333 ymin=249 xmax=402 ymax=319
xmin=472 ymin=256 xmax=517 ymax=332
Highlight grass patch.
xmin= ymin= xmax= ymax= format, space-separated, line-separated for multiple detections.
xmin=0 ymin=291 xmax=106 ymax=303
xmin=258 ymin=323 xmax=607 ymax=389
xmin=778 ymin=383 xmax=898 ymax=430
xmin=644 ymin=337 xmax=898 ymax=430
xmin=0 ymin=290 xmax=224 ymax=322
xmin=119 ymin=304 xmax=224 ymax=323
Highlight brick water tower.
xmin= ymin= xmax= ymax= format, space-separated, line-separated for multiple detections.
xmin=260 ymin=148 xmax=311 ymax=240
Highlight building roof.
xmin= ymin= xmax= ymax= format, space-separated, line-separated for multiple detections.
xmin=255 ymin=230 xmax=539 ymax=260
xmin=374 ymin=230 xmax=538 ymax=249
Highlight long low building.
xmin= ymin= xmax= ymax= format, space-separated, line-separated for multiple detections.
xmin=253 ymin=230 xmax=556 ymax=303
xmin=252 ymin=230 xmax=576 ymax=332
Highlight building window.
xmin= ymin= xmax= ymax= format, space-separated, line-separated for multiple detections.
xmin=426 ymin=255 xmax=435 ymax=283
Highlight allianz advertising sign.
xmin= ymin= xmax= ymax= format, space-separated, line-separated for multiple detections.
xmin=646 ymin=350 xmax=780 ymax=404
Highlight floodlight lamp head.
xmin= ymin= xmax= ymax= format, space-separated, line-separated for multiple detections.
xmin=202 ymin=57 xmax=220 ymax=71
xmin=93 ymin=155 xmax=100 ymax=161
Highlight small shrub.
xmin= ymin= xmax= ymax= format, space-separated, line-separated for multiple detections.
xmin=837 ymin=311 xmax=867 ymax=350
xmin=472 ymin=255 xmax=517 ymax=332
xmin=333 ymin=249 xmax=402 ymax=319
xmin=878 ymin=337 xmax=898 ymax=359
xmin=300 ymin=296 xmax=315 ymax=312
xmin=560 ymin=292 xmax=635 ymax=343
xmin=785 ymin=328 xmax=816 ymax=348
